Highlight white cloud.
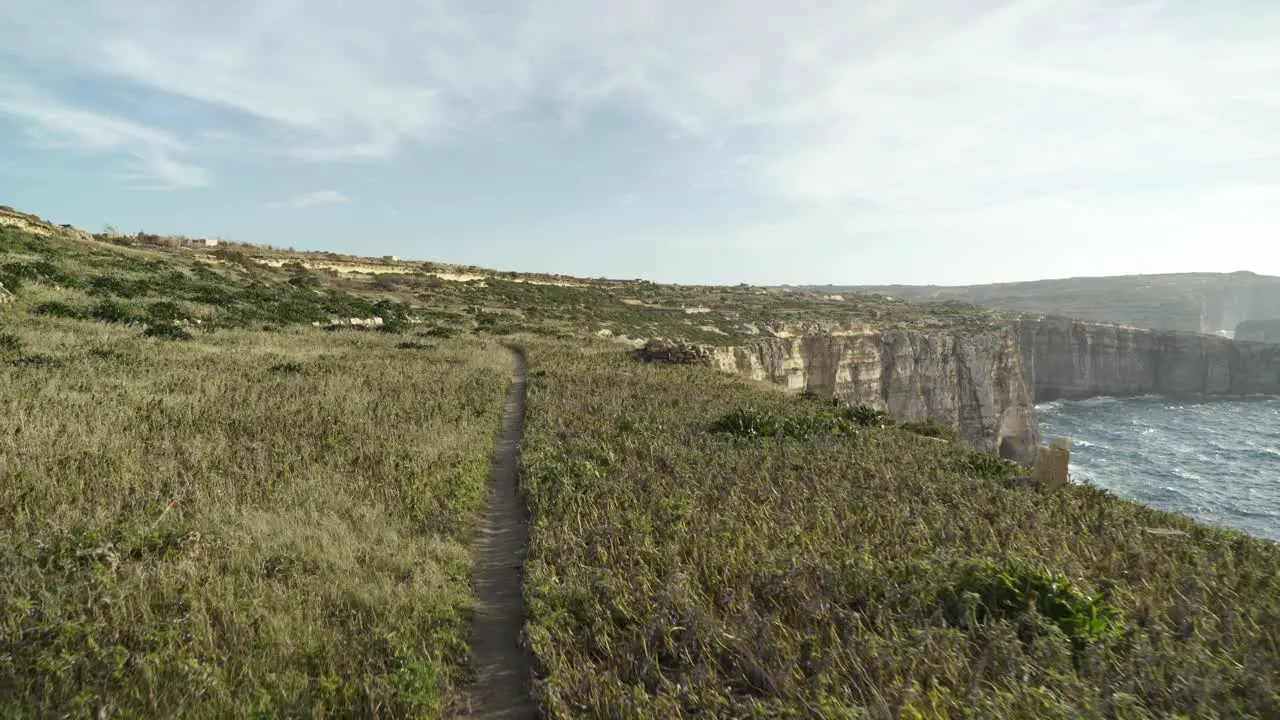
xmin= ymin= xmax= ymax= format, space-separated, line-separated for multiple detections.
xmin=272 ymin=190 xmax=350 ymax=209
xmin=0 ymin=81 xmax=210 ymax=188
xmin=2 ymin=0 xmax=1279 ymax=272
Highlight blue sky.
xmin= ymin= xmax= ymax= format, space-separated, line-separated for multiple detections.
xmin=2 ymin=0 xmax=1279 ymax=286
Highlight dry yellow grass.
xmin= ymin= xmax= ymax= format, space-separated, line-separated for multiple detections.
xmin=0 ymin=317 xmax=511 ymax=717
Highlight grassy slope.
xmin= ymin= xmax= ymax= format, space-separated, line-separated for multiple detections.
xmin=0 ymin=215 xmax=999 ymax=348
xmin=8 ymin=216 xmax=1280 ymax=718
xmin=520 ymin=343 xmax=1280 ymax=719
xmin=0 ymin=228 xmax=513 ymax=716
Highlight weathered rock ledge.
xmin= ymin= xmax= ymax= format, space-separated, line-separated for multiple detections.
xmin=637 ymin=315 xmax=1280 ymax=465
xmin=1016 ymin=315 xmax=1280 ymax=401
xmin=637 ymin=324 xmax=1041 ymax=466
xmin=1235 ymin=319 xmax=1280 ymax=345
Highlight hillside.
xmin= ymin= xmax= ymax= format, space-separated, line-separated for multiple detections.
xmin=0 ymin=206 xmax=1001 ymax=347
xmin=798 ymin=272 xmax=1280 ymax=335
xmin=3 ymin=207 xmax=1280 ymax=718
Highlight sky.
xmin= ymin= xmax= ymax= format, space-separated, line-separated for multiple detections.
xmin=2 ymin=0 xmax=1279 ymax=286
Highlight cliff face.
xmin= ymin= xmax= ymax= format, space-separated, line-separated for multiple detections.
xmin=1199 ymin=281 xmax=1280 ymax=334
xmin=1016 ymin=316 xmax=1280 ymax=401
xmin=701 ymin=327 xmax=1040 ymax=465
xmin=669 ymin=314 xmax=1280 ymax=465
xmin=1235 ymin=319 xmax=1280 ymax=344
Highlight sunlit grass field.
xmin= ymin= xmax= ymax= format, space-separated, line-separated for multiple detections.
xmin=5 ymin=216 xmax=1280 ymax=719
xmin=0 ymin=317 xmax=510 ymax=717
xmin=520 ymin=343 xmax=1280 ymax=719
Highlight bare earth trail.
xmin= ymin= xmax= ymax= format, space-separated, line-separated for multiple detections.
xmin=459 ymin=350 xmax=537 ymax=718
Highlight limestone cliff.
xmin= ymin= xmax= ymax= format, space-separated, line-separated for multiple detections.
xmin=1015 ymin=315 xmax=1280 ymax=401
xmin=693 ymin=326 xmax=1040 ymax=465
xmin=641 ymin=313 xmax=1280 ymax=466
xmin=1235 ymin=319 xmax=1280 ymax=344
xmin=1198 ymin=279 xmax=1280 ymax=334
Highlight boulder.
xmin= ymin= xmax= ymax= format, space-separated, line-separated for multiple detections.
xmin=633 ymin=338 xmax=715 ymax=366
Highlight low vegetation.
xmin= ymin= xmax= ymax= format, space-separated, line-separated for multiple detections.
xmin=5 ymin=211 xmax=1280 ymax=718
xmin=520 ymin=344 xmax=1280 ymax=718
xmin=0 ymin=306 xmax=511 ymax=716
xmin=1 ymin=217 xmax=1004 ymax=351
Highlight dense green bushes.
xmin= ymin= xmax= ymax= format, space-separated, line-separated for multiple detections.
xmin=711 ymin=400 xmax=896 ymax=441
xmin=141 ymin=323 xmax=193 ymax=341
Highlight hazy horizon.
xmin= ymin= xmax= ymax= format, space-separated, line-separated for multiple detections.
xmin=3 ymin=1 xmax=1278 ymax=286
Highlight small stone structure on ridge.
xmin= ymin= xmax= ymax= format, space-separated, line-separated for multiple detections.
xmin=632 ymin=338 xmax=715 ymax=366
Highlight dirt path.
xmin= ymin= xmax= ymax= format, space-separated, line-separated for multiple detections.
xmin=460 ymin=350 xmax=537 ymax=718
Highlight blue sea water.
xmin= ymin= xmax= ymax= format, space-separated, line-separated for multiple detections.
xmin=1036 ymin=395 xmax=1280 ymax=542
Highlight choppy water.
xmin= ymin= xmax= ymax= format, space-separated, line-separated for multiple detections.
xmin=1036 ymin=395 xmax=1280 ymax=541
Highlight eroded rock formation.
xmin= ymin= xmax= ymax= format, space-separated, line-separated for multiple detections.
xmin=1015 ymin=315 xmax=1280 ymax=401
xmin=1235 ymin=319 xmax=1280 ymax=344
xmin=639 ymin=327 xmax=1040 ymax=466
xmin=638 ymin=314 xmax=1280 ymax=465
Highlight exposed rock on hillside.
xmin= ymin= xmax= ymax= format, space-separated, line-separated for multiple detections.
xmin=0 ymin=206 xmax=92 ymax=243
xmin=633 ymin=338 xmax=715 ymax=366
xmin=1235 ymin=319 xmax=1280 ymax=344
xmin=638 ymin=326 xmax=1040 ymax=465
xmin=640 ymin=314 xmax=1280 ymax=465
xmin=1016 ymin=315 xmax=1280 ymax=401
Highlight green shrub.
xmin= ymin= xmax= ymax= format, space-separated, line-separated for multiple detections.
xmin=268 ymin=362 xmax=304 ymax=374
xmin=141 ymin=323 xmax=193 ymax=341
xmin=145 ymin=301 xmax=187 ymax=323
xmin=423 ymin=326 xmax=459 ymax=338
xmin=375 ymin=322 xmax=408 ymax=334
xmin=288 ymin=274 xmax=321 ymax=288
xmin=714 ymin=406 xmax=893 ymax=441
xmin=779 ymin=412 xmax=839 ymax=439
xmin=0 ymin=332 xmax=23 ymax=359
xmin=946 ymin=562 xmax=1123 ymax=649
xmin=710 ymin=409 xmax=779 ymax=438
xmin=7 ymin=354 xmax=63 ymax=369
xmin=211 ymin=247 xmax=258 ymax=269
xmin=900 ymin=421 xmax=958 ymax=442
xmin=836 ymin=402 xmax=894 ymax=428
xmin=397 ymin=341 xmax=432 ymax=350
xmin=474 ymin=314 xmax=519 ymax=336
xmin=1 ymin=260 xmax=75 ymax=289
xmin=262 ymin=299 xmax=326 ymax=326
xmin=87 ymin=274 xmax=151 ymax=298
xmin=184 ymin=282 xmax=238 ymax=306
xmin=88 ymin=300 xmax=138 ymax=324
xmin=956 ymin=451 xmax=1023 ymax=480
xmin=0 ymin=227 xmax=56 ymax=256
xmin=32 ymin=301 xmax=86 ymax=319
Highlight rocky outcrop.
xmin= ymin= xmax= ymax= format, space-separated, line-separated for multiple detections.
xmin=1198 ymin=277 xmax=1280 ymax=334
xmin=0 ymin=206 xmax=94 ymax=243
xmin=1235 ymin=319 xmax=1280 ymax=344
xmin=638 ymin=314 xmax=1280 ymax=466
xmin=1016 ymin=315 xmax=1280 ymax=401
xmin=0 ymin=206 xmax=58 ymax=237
xmin=634 ymin=338 xmax=716 ymax=366
xmin=637 ymin=328 xmax=1041 ymax=465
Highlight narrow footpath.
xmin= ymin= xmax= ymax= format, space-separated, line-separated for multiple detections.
xmin=460 ymin=350 xmax=537 ymax=718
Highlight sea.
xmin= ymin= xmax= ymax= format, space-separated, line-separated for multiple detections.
xmin=1037 ymin=395 xmax=1280 ymax=542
